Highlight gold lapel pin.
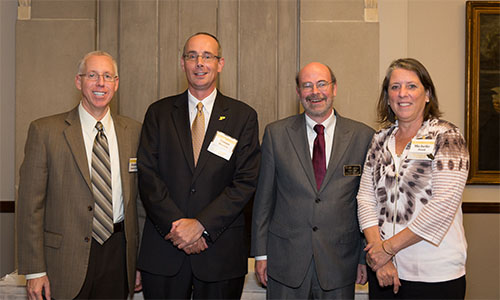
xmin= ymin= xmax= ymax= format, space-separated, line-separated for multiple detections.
xmin=219 ymin=116 xmax=226 ymax=121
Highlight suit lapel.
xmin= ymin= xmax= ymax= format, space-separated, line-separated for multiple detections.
xmin=321 ymin=112 xmax=353 ymax=192
xmin=172 ymin=92 xmax=196 ymax=173
xmin=286 ymin=114 xmax=318 ymax=192
xmin=113 ymin=115 xmax=131 ymax=209
xmin=63 ymin=107 xmax=92 ymax=190
xmin=192 ymin=93 xmax=229 ymax=181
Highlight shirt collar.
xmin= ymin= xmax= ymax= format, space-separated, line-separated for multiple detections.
xmin=305 ymin=109 xmax=336 ymax=133
xmin=188 ymin=88 xmax=217 ymax=113
xmin=78 ymin=103 xmax=112 ymax=133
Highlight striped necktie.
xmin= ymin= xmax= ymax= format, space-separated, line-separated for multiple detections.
xmin=91 ymin=121 xmax=114 ymax=244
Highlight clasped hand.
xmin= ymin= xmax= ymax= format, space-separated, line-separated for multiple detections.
xmin=365 ymin=241 xmax=400 ymax=294
xmin=165 ymin=218 xmax=208 ymax=254
xmin=365 ymin=240 xmax=393 ymax=271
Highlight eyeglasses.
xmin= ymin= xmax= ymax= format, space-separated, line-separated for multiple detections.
xmin=300 ymin=80 xmax=333 ymax=92
xmin=79 ymin=72 xmax=118 ymax=82
xmin=183 ymin=52 xmax=221 ymax=62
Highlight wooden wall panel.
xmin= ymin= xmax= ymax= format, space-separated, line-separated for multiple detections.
xmin=277 ymin=0 xmax=299 ymax=120
xmin=178 ymin=0 xmax=218 ymax=93
xmin=119 ymin=0 xmax=159 ymax=122
xmin=239 ymin=0 xmax=279 ymax=134
xmin=158 ymin=0 xmax=180 ymax=99
xmin=301 ymin=0 xmax=364 ymax=21
xmin=15 ymin=19 xmax=95 ymax=183
xmin=31 ymin=0 xmax=95 ymax=19
xmin=218 ymin=0 xmax=239 ymax=99
xmin=98 ymin=0 xmax=120 ymax=114
xmin=300 ymin=21 xmax=379 ymax=128
xmin=98 ymin=0 xmax=120 ymax=58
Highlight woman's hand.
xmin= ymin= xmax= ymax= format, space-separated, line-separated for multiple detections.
xmin=376 ymin=261 xmax=401 ymax=294
xmin=365 ymin=240 xmax=394 ymax=271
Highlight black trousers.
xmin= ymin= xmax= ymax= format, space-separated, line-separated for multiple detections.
xmin=75 ymin=231 xmax=128 ymax=299
xmin=141 ymin=257 xmax=245 ymax=300
xmin=367 ymin=268 xmax=466 ymax=300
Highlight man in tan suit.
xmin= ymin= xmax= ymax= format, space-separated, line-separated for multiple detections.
xmin=17 ymin=51 xmax=141 ymax=299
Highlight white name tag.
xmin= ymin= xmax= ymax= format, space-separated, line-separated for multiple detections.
xmin=208 ymin=131 xmax=238 ymax=161
xmin=129 ymin=158 xmax=138 ymax=172
xmin=408 ymin=139 xmax=435 ymax=160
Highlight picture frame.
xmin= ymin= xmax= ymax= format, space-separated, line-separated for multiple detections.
xmin=465 ymin=1 xmax=500 ymax=184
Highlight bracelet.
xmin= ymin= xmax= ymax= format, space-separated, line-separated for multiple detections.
xmin=381 ymin=240 xmax=395 ymax=256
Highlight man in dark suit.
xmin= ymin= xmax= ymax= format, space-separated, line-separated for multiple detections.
xmin=17 ymin=51 xmax=141 ymax=299
xmin=251 ymin=62 xmax=373 ymax=299
xmin=137 ymin=32 xmax=260 ymax=299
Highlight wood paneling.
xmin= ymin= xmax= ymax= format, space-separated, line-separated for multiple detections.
xmin=462 ymin=202 xmax=500 ymax=214
xmin=119 ymin=0 xmax=159 ymax=122
xmin=158 ymin=0 xmax=180 ymax=99
xmin=0 ymin=202 xmax=15 ymax=213
xmin=15 ymin=19 xmax=95 ymax=185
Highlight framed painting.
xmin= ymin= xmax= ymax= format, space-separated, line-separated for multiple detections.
xmin=465 ymin=1 xmax=500 ymax=184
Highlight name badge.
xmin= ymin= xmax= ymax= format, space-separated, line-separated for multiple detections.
xmin=408 ymin=139 xmax=435 ymax=160
xmin=129 ymin=158 xmax=138 ymax=172
xmin=344 ymin=165 xmax=362 ymax=176
xmin=207 ymin=131 xmax=238 ymax=161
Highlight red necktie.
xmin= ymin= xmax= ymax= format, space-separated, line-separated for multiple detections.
xmin=313 ymin=124 xmax=326 ymax=190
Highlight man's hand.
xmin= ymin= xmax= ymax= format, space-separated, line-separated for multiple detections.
xmin=375 ymin=261 xmax=401 ymax=294
xmin=26 ymin=276 xmax=50 ymax=300
xmin=183 ymin=237 xmax=208 ymax=255
xmin=356 ymin=264 xmax=368 ymax=285
xmin=165 ymin=218 xmax=204 ymax=249
xmin=134 ymin=270 xmax=142 ymax=292
xmin=255 ymin=259 xmax=268 ymax=287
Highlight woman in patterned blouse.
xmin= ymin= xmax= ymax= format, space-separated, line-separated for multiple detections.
xmin=357 ymin=58 xmax=468 ymax=299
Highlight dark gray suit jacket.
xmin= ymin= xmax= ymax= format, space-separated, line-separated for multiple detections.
xmin=251 ymin=111 xmax=374 ymax=290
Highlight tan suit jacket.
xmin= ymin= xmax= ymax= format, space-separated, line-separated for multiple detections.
xmin=17 ymin=106 xmax=141 ymax=299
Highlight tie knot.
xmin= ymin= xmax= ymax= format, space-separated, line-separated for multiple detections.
xmin=95 ymin=121 xmax=104 ymax=132
xmin=314 ymin=124 xmax=324 ymax=135
xmin=196 ymin=102 xmax=204 ymax=113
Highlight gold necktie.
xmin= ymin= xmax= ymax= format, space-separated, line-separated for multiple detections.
xmin=191 ymin=102 xmax=205 ymax=166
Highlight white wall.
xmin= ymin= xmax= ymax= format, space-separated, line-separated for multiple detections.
xmin=0 ymin=0 xmax=17 ymax=277
xmin=379 ymin=0 xmax=499 ymax=203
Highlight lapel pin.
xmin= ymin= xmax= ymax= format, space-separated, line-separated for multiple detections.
xmin=219 ymin=116 xmax=226 ymax=121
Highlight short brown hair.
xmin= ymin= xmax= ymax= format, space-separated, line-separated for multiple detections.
xmin=377 ymin=58 xmax=442 ymax=127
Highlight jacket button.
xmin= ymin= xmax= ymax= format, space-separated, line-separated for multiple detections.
xmin=191 ymin=188 xmax=196 ymax=194
xmin=312 ymin=226 xmax=318 ymax=231
xmin=84 ymin=237 xmax=90 ymax=242
xmin=88 ymin=206 xmax=93 ymax=211
xmin=315 ymin=198 xmax=321 ymax=203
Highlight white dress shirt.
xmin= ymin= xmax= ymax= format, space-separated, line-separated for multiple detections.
xmin=79 ymin=103 xmax=124 ymax=224
xmin=188 ymin=88 xmax=217 ymax=131
xmin=305 ymin=110 xmax=337 ymax=168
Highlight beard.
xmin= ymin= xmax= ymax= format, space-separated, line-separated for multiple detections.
xmin=303 ymin=94 xmax=333 ymax=119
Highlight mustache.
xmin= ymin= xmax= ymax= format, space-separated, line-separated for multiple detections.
xmin=305 ymin=94 xmax=327 ymax=102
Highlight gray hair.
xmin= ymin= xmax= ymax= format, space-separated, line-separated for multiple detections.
xmin=77 ymin=51 xmax=118 ymax=77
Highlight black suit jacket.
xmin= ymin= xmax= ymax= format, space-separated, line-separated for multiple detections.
xmin=137 ymin=90 xmax=260 ymax=281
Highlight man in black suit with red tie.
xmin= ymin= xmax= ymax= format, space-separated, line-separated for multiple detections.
xmin=137 ymin=32 xmax=261 ymax=299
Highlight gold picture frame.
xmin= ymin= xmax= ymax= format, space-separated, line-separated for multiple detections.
xmin=465 ymin=1 xmax=500 ymax=184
